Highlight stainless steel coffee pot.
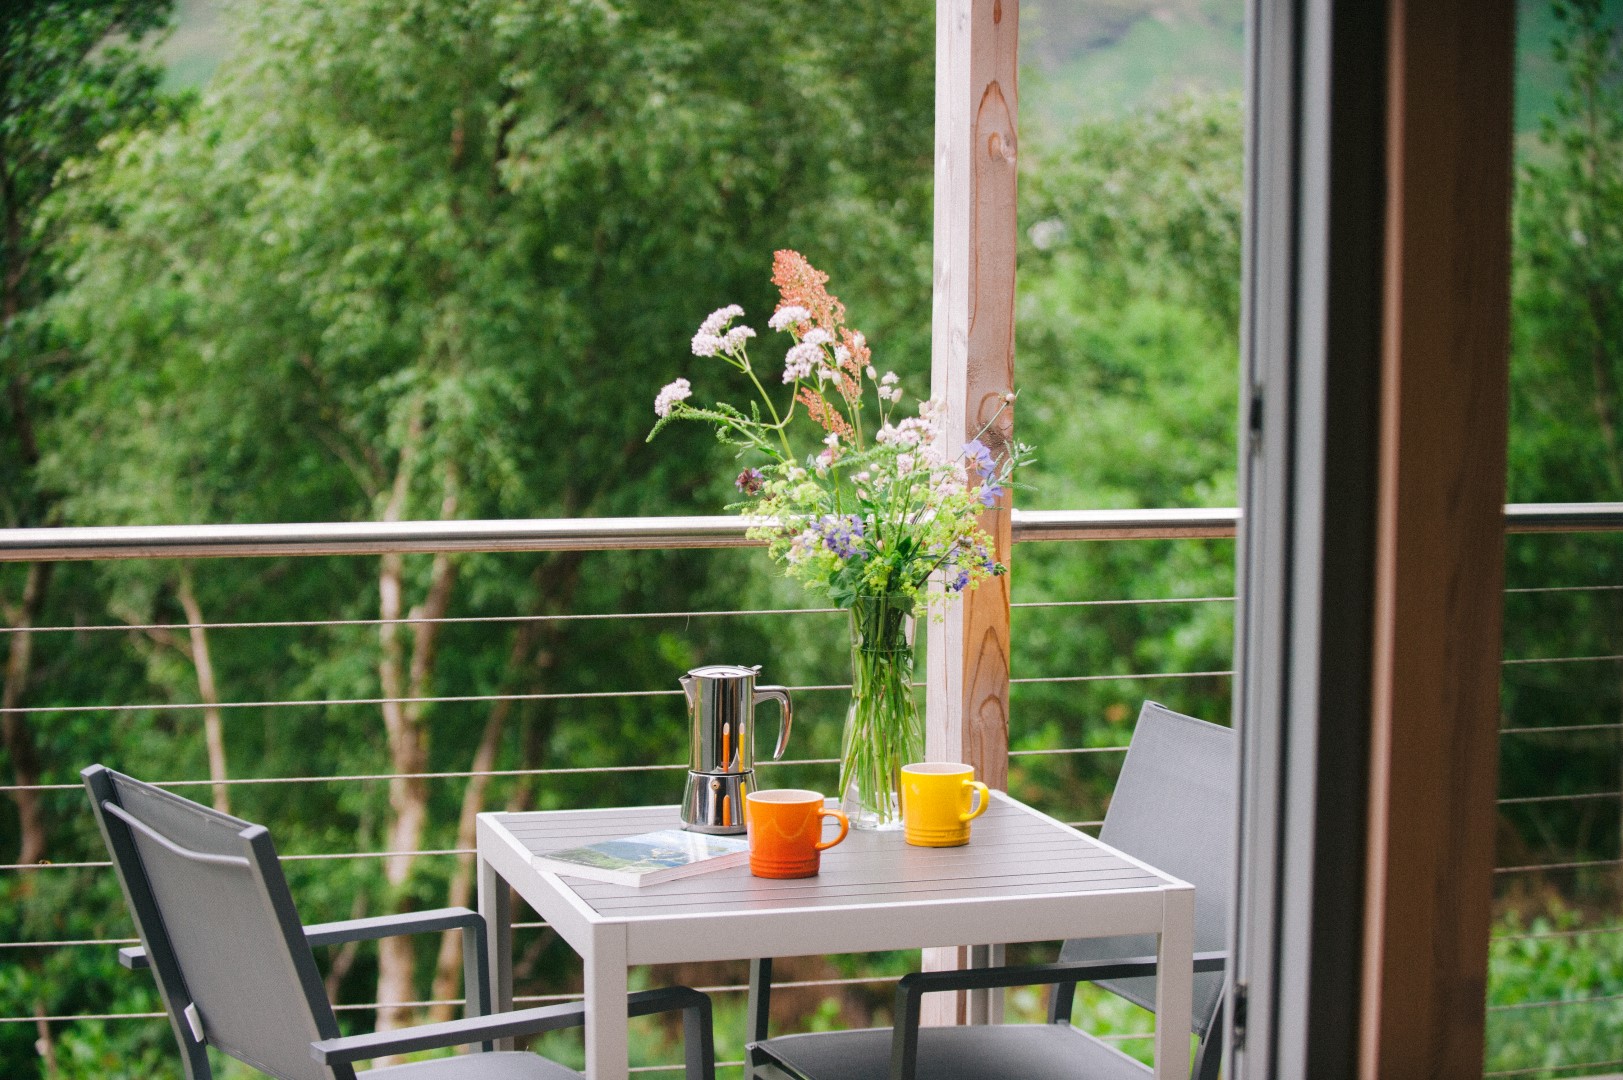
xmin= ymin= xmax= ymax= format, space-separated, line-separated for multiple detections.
xmin=680 ymin=664 xmax=792 ymax=834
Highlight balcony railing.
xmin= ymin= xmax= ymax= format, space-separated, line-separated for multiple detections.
xmin=1 ymin=504 xmax=1618 ymax=1078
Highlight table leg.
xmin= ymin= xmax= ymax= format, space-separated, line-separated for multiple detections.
xmin=745 ymin=957 xmax=773 ymax=1080
xmin=477 ymin=853 xmax=514 ymax=1048
xmin=585 ymin=924 xmax=630 ymax=1080
xmin=1154 ymin=886 xmax=1195 ymax=1080
xmin=966 ymin=945 xmax=1006 ymax=1024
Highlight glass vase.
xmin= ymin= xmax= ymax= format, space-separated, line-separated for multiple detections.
xmin=839 ymin=594 xmax=923 ymax=830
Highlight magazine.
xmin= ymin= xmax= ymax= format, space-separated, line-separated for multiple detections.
xmin=532 ymin=828 xmax=750 ymax=887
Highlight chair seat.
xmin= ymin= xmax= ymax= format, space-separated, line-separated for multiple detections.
xmin=754 ymin=1023 xmax=1153 ymax=1080
xmin=369 ymin=1050 xmax=581 ymax=1080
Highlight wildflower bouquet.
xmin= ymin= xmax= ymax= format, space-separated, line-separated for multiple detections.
xmin=648 ymin=251 xmax=1029 ymax=827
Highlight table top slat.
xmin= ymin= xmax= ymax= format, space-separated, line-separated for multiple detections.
xmin=583 ymin=872 xmax=1168 ymax=917
xmin=482 ymin=796 xmax=1176 ymax=921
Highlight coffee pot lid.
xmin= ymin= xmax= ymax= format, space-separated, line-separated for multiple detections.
xmin=687 ymin=664 xmax=761 ymax=680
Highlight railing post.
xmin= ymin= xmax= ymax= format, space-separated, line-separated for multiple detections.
xmin=923 ymin=0 xmax=1018 ymax=1025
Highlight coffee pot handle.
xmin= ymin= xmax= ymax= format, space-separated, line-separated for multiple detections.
xmin=754 ymin=685 xmax=793 ymax=760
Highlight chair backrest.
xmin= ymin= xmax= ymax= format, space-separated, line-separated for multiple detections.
xmin=84 ymin=765 xmax=352 ymax=1080
xmin=1058 ymin=701 xmax=1235 ymax=1041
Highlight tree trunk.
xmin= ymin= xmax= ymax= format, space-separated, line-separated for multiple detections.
xmin=424 ymin=552 xmax=581 ymax=1021
xmin=324 ymin=887 xmax=371 ymax=1003
xmin=176 ymin=566 xmax=230 ymax=813
xmin=374 ymin=448 xmax=459 ymax=1035
xmin=425 ymin=701 xmax=508 ymax=1022
xmin=2 ymin=561 xmax=52 ymax=865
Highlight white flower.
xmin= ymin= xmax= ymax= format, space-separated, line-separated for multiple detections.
xmin=854 ymin=470 xmax=871 ymax=485
xmin=699 ymin=304 xmax=745 ymax=337
xmin=769 ymin=305 xmax=811 ymax=331
xmin=802 ymin=327 xmax=832 ymax=347
xmin=896 ymin=453 xmax=916 ymax=475
xmin=834 ymin=345 xmax=851 ymax=365
xmin=691 ymin=332 xmax=723 ymax=357
xmin=880 ymin=371 xmax=899 ymax=386
xmin=721 ymin=325 xmax=757 ymax=352
xmin=876 ymin=418 xmax=930 ymax=448
xmin=786 ymin=466 xmax=807 ymax=482
xmin=654 ymin=378 xmax=693 ymax=417
xmin=783 ymin=342 xmax=820 ymax=383
xmin=866 ymin=365 xmax=878 ymax=379
xmin=824 ymin=432 xmax=840 ymax=447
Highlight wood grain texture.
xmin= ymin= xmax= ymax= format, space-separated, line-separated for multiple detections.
xmin=1361 ymin=1 xmax=1514 ymax=1077
xmin=925 ymin=0 xmax=1016 ymax=792
xmin=925 ymin=0 xmax=1018 ymax=1023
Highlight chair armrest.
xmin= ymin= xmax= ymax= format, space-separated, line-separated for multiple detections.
xmin=123 ymin=906 xmax=493 ymax=1035
xmin=311 ymin=1001 xmax=588 ymax=1064
xmin=896 ymin=951 xmax=1227 ymax=996
xmin=121 ymin=906 xmax=488 ymax=970
xmin=888 ymin=952 xmax=1227 ymax=1080
xmin=310 ymin=987 xmax=713 ymax=1068
xmin=301 ymin=907 xmax=485 ymax=949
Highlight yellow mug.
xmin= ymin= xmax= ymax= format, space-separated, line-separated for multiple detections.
xmin=900 ymin=763 xmax=990 ymax=847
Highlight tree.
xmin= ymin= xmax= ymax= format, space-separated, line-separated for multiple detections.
xmin=1010 ymin=94 xmax=1243 ymax=815
xmin=1 ymin=0 xmax=176 ymax=866
xmin=1499 ymin=0 xmax=1623 ymax=922
xmin=44 ymin=0 xmax=935 ymax=1037
xmin=1511 ymin=0 xmax=1623 ymax=503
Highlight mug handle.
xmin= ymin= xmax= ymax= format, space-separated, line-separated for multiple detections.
xmin=815 ymin=807 xmax=850 ymax=851
xmin=960 ymin=781 xmax=991 ymax=823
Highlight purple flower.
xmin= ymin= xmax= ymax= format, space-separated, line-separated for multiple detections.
xmin=962 ymin=439 xmax=996 ymax=477
xmin=947 ymin=568 xmax=972 ymax=592
xmin=978 ymin=483 xmax=1005 ymax=508
xmin=735 ymin=468 xmax=765 ymax=495
xmin=817 ymin=514 xmax=866 ymax=559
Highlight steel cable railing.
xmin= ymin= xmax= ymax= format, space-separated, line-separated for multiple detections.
xmin=0 ymin=514 xmax=1238 ymax=1062
xmin=2 ymin=508 xmax=1621 ymax=1080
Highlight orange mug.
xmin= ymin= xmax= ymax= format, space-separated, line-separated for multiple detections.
xmin=745 ymin=789 xmax=849 ymax=878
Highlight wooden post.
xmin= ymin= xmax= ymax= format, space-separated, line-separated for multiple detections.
xmin=923 ymin=0 xmax=1018 ymax=1025
xmin=1360 ymin=1 xmax=1514 ymax=1076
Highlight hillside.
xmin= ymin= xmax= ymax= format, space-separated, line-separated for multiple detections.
xmin=156 ymin=0 xmax=1613 ymax=151
xmin=1021 ymin=0 xmax=1612 ymax=140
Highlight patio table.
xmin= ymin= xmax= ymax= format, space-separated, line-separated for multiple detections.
xmin=476 ymin=790 xmax=1195 ymax=1080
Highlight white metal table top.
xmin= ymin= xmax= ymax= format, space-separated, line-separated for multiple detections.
xmin=479 ymin=791 xmax=1186 ymax=960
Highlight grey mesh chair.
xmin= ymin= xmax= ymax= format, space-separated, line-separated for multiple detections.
xmin=83 ymin=765 xmax=715 ymax=1080
xmin=745 ymin=701 xmax=1234 ymax=1080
